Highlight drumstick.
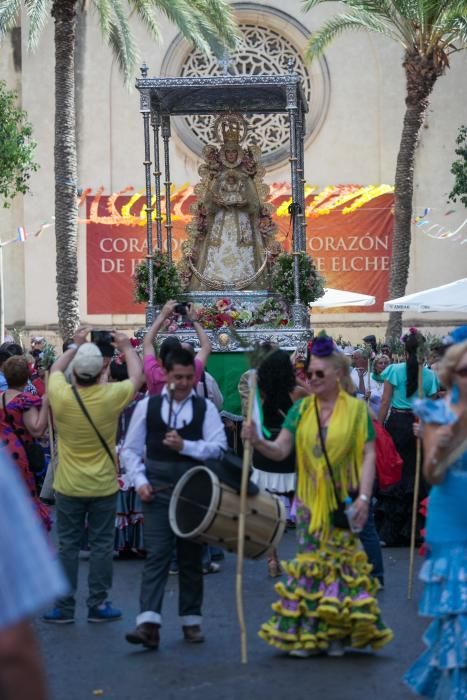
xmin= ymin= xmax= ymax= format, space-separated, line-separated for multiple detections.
xmin=236 ymin=370 xmax=256 ymax=665
xmin=167 ymin=382 xmax=175 ymax=430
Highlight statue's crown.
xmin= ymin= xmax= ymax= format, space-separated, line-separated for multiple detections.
xmin=222 ymin=118 xmax=240 ymax=147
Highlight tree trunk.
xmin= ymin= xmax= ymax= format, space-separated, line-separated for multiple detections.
xmin=386 ymin=52 xmax=441 ymax=341
xmin=52 ymin=1 xmax=79 ymax=340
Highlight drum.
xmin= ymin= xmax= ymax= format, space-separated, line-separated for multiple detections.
xmin=169 ymin=466 xmax=286 ymax=560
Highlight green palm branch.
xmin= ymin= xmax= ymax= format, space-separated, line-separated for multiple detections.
xmin=302 ymin=0 xmax=467 ymax=340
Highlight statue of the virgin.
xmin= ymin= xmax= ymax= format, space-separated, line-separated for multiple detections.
xmin=181 ymin=113 xmax=277 ymax=291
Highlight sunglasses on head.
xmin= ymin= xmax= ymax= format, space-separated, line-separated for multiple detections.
xmin=455 ymin=366 xmax=467 ymax=378
xmin=306 ymin=369 xmax=326 ymax=379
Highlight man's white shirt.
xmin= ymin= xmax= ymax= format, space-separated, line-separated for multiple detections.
xmin=121 ymin=387 xmax=227 ymax=490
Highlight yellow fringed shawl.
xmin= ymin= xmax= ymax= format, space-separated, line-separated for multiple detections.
xmin=296 ymin=391 xmax=369 ymax=534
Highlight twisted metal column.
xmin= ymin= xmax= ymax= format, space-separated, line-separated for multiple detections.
xmin=287 ymin=76 xmax=305 ymax=327
xmin=297 ymin=108 xmax=306 ymax=253
xmin=161 ymin=116 xmax=173 ymax=262
xmin=151 ymin=112 xmax=163 ymax=252
xmin=139 ymin=64 xmax=155 ymax=325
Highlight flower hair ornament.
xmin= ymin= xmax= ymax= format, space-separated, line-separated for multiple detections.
xmin=310 ymin=332 xmax=336 ymax=358
xmin=401 ymin=327 xmax=422 ymax=344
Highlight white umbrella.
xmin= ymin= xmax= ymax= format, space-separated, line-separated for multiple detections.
xmin=384 ymin=278 xmax=467 ymax=313
xmin=309 ymin=287 xmax=376 ymax=308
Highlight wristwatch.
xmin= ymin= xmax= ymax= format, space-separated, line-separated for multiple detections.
xmin=358 ymin=494 xmax=370 ymax=504
xmin=68 ymin=343 xmax=78 ymax=350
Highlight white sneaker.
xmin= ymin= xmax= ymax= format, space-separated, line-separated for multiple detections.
xmin=327 ymin=640 xmax=345 ymax=657
xmin=289 ymin=648 xmax=321 ymax=658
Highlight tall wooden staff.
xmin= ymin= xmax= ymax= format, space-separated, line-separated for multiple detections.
xmin=408 ymin=361 xmax=424 ymax=599
xmin=236 ymin=371 xmax=256 ymax=664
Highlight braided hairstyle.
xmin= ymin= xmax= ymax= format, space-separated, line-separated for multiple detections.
xmin=257 ymin=349 xmax=295 ymax=425
xmin=404 ymin=331 xmax=424 ymax=397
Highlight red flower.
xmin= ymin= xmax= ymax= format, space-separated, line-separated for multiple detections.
xmin=215 ymin=313 xmax=233 ymax=328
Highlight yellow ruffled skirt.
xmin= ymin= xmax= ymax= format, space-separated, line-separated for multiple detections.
xmin=259 ymin=503 xmax=393 ymax=653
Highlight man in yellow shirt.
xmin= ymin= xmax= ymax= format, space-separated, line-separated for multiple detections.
xmin=43 ymin=327 xmax=143 ymax=624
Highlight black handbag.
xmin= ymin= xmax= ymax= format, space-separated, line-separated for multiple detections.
xmin=2 ymin=393 xmax=46 ymax=474
xmin=314 ymin=399 xmax=356 ymax=530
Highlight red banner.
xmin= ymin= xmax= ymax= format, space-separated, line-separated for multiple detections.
xmin=85 ymin=186 xmax=393 ymax=315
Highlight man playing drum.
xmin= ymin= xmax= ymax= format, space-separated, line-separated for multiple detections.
xmin=121 ymin=348 xmax=227 ymax=650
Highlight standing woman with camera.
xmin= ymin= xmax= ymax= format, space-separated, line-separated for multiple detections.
xmin=243 ymin=335 xmax=393 ymax=657
xmin=0 ymin=355 xmax=51 ymax=530
xmin=143 ymin=300 xmax=211 ymax=396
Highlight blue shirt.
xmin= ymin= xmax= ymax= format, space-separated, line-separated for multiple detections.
xmin=0 ymin=372 xmax=7 ymax=391
xmin=0 ymin=449 xmax=68 ymax=629
xmin=381 ymin=363 xmax=439 ymax=409
xmin=414 ymin=399 xmax=467 ymax=544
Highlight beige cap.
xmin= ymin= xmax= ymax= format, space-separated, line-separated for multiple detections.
xmin=72 ymin=343 xmax=104 ymax=380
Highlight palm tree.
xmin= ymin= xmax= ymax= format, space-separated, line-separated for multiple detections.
xmin=0 ymin=0 xmax=236 ymax=340
xmin=303 ymin=0 xmax=467 ymax=339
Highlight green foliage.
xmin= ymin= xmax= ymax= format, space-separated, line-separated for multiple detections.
xmin=0 ymin=81 xmax=38 ymax=207
xmin=0 ymin=1 xmax=238 ymax=86
xmin=38 ymin=343 xmax=57 ymax=372
xmin=303 ymin=0 xmax=467 ymax=62
xmin=133 ymin=251 xmax=182 ymax=304
xmin=271 ymin=251 xmax=325 ymax=306
xmin=448 ymin=125 xmax=467 ymax=208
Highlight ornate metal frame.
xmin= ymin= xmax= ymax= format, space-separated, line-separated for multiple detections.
xmin=136 ymin=63 xmax=310 ymax=344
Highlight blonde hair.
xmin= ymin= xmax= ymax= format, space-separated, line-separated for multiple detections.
xmin=329 ymin=351 xmax=356 ymax=395
xmin=439 ymin=340 xmax=467 ymax=388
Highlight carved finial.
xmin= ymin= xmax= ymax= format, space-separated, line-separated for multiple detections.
xmin=140 ymin=62 xmax=148 ymax=78
xmin=287 ymin=58 xmax=294 ymax=73
xmin=218 ymin=50 xmax=232 ymax=76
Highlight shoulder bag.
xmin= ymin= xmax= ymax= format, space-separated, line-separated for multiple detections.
xmin=71 ymin=386 xmax=116 ymax=468
xmin=2 ymin=392 xmax=46 ymax=474
xmin=314 ymin=399 xmax=356 ymax=530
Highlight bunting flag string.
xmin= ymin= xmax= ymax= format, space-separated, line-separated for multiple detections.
xmin=0 ymin=219 xmax=55 ymax=248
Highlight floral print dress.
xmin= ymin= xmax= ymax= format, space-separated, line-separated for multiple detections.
xmin=0 ymin=392 xmax=51 ymax=531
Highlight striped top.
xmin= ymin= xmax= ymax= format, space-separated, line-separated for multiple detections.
xmin=0 ymin=449 xmax=68 ymax=629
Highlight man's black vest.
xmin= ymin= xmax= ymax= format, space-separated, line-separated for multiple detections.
xmin=145 ymin=394 xmax=207 ymax=463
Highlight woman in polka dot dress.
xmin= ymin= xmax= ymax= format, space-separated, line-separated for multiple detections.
xmin=0 ymin=356 xmax=51 ymax=530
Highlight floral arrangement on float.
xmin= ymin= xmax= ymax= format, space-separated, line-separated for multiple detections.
xmin=165 ymin=297 xmax=290 ymax=332
xmin=133 ymin=250 xmax=182 ymax=305
xmin=271 ymin=251 xmax=325 ymax=306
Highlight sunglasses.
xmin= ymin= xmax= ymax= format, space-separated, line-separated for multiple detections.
xmin=306 ymin=369 xmax=326 ymax=379
xmin=454 ymin=366 xmax=467 ymax=377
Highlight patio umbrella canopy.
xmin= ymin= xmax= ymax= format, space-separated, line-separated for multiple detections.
xmin=384 ymin=278 xmax=467 ymax=313
xmin=310 ymin=288 xmax=376 ymax=308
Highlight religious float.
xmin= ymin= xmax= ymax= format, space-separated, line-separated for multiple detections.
xmin=135 ymin=64 xmax=323 ymax=415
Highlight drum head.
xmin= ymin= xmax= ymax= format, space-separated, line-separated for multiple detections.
xmin=169 ymin=466 xmax=218 ymax=539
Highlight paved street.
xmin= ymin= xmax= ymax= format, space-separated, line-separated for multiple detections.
xmin=37 ymin=530 xmax=426 ymax=700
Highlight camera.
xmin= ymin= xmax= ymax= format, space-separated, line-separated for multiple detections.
xmin=174 ymin=302 xmax=189 ymax=315
xmin=91 ymin=330 xmax=114 ymax=346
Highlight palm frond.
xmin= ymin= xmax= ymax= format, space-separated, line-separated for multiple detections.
xmin=107 ymin=0 xmax=137 ymax=85
xmin=303 ymin=0 xmax=415 ymax=48
xmin=25 ymin=0 xmax=51 ymax=48
xmin=130 ymin=0 xmax=161 ymax=43
xmin=0 ymin=0 xmax=22 ymax=38
xmin=91 ymin=0 xmax=113 ymax=37
xmin=154 ymin=0 xmax=237 ymax=55
xmin=306 ymin=11 xmax=405 ymax=61
xmin=147 ymin=0 xmax=205 ymax=50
